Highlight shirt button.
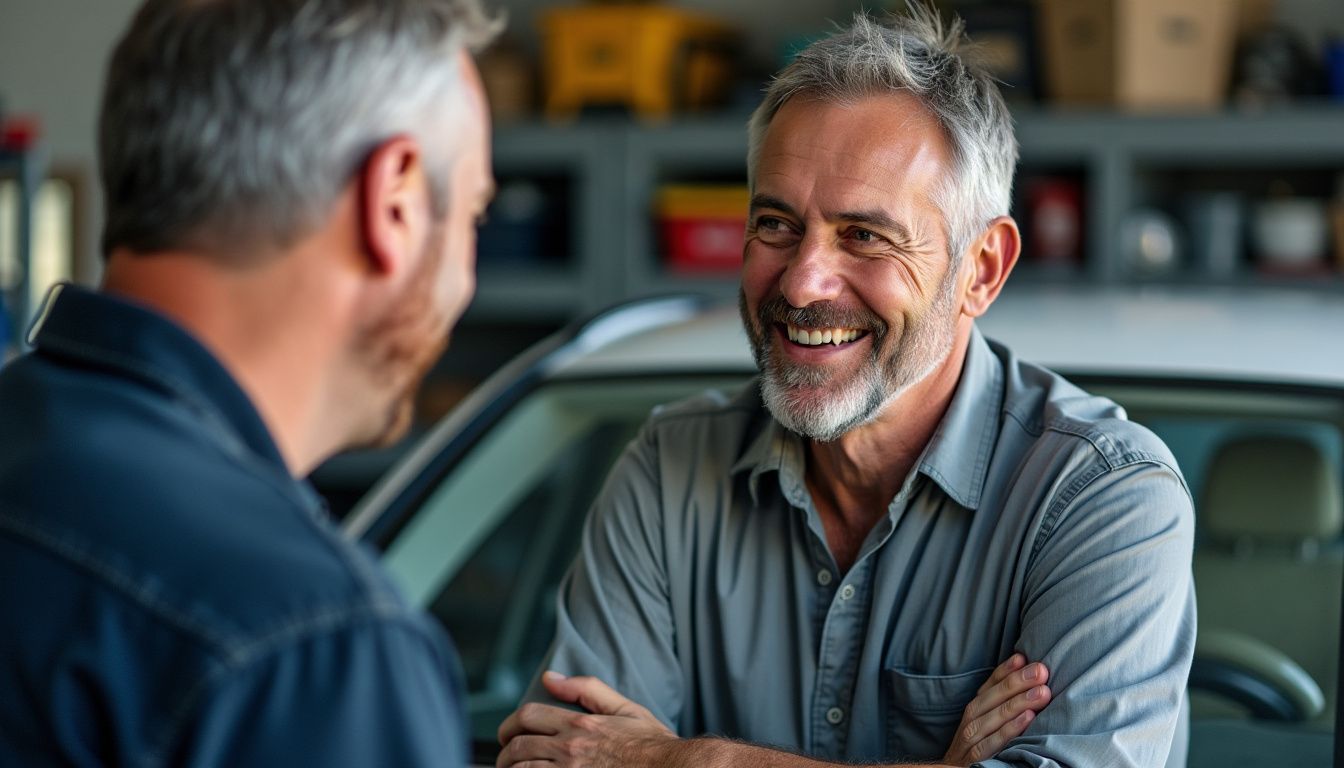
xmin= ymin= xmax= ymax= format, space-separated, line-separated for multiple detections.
xmin=825 ymin=706 xmax=845 ymax=725
xmin=816 ymin=569 xmax=833 ymax=586
xmin=839 ymin=584 xmax=856 ymax=601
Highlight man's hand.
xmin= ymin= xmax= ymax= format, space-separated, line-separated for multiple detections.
xmin=497 ymin=671 xmax=677 ymax=768
xmin=942 ymin=654 xmax=1052 ymax=766
xmin=498 ymin=659 xmax=1049 ymax=768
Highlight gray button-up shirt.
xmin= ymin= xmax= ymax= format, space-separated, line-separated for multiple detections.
xmin=528 ymin=328 xmax=1195 ymax=767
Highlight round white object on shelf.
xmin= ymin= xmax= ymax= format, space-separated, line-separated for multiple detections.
xmin=1252 ymin=198 xmax=1329 ymax=268
xmin=1119 ymin=208 xmax=1183 ymax=276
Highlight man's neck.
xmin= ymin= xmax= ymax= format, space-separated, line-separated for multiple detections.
xmin=804 ymin=324 xmax=972 ymax=572
xmin=101 ymin=247 xmax=348 ymax=477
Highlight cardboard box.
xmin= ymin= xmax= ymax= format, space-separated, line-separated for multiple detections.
xmin=1038 ymin=0 xmax=1237 ymax=110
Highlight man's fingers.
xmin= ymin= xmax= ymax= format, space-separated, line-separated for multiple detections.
xmin=948 ymin=684 xmax=1051 ymax=766
xmin=967 ymin=661 xmax=1049 ymax=720
xmin=498 ymin=702 xmax=566 ymax=746
xmin=976 ymin=653 xmax=1025 ymax=696
xmin=496 ymin=733 xmax=563 ymax=768
xmin=968 ymin=685 xmax=1052 ymax=746
xmin=965 ymin=709 xmax=1036 ymax=764
xmin=542 ymin=671 xmax=650 ymax=719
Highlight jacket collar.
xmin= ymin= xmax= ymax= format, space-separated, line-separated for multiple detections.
xmin=28 ymin=283 xmax=293 ymax=476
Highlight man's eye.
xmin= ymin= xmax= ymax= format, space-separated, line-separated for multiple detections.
xmin=845 ymin=227 xmax=887 ymax=251
xmin=752 ymin=216 xmax=797 ymax=246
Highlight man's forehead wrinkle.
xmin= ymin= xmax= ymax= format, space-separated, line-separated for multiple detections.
xmin=760 ymin=144 xmax=823 ymax=168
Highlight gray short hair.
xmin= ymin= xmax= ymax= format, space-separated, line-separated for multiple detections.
xmin=99 ymin=0 xmax=501 ymax=257
xmin=747 ymin=6 xmax=1017 ymax=263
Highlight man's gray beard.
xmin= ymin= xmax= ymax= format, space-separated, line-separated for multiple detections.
xmin=743 ymin=269 xmax=960 ymax=443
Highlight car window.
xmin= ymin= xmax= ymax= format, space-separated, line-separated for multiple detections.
xmin=380 ymin=374 xmax=1344 ymax=762
xmin=380 ymin=375 xmax=748 ymax=744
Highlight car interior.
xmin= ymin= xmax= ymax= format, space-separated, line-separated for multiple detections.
xmin=377 ymin=374 xmax=1344 ymax=765
xmin=1094 ymin=380 xmax=1342 ymax=766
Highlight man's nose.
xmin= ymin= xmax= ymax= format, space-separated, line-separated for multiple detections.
xmin=778 ymin=236 xmax=843 ymax=308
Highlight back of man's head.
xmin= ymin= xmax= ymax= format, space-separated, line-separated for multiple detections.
xmin=99 ymin=0 xmax=499 ymax=260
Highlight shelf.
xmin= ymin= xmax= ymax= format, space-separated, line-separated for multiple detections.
xmin=0 ymin=143 xmax=46 ymax=351
xmin=1015 ymin=104 xmax=1344 ymax=161
xmin=621 ymin=120 xmax=748 ymax=303
xmin=467 ymin=265 xmax=586 ymax=322
xmin=469 ymin=105 xmax=1344 ymax=327
xmin=483 ymin=122 xmax=628 ymax=319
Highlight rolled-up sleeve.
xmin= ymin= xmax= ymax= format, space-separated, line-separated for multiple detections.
xmin=977 ymin=459 xmax=1196 ymax=768
xmin=521 ymin=425 xmax=684 ymax=729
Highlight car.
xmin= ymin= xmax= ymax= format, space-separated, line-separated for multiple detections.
xmin=343 ymin=286 xmax=1344 ymax=767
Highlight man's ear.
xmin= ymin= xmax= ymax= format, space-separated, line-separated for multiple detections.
xmin=358 ymin=135 xmax=428 ymax=276
xmin=960 ymin=216 xmax=1021 ymax=318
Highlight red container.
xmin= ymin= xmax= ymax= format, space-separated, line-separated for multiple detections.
xmin=1026 ymin=177 xmax=1083 ymax=266
xmin=657 ymin=184 xmax=749 ymax=274
xmin=661 ymin=216 xmax=746 ymax=273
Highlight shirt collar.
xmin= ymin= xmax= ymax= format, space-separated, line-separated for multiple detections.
xmin=915 ymin=325 xmax=1003 ymax=511
xmin=732 ymin=325 xmax=1004 ymax=511
xmin=731 ymin=395 xmax=804 ymax=508
xmin=28 ymin=283 xmax=293 ymax=476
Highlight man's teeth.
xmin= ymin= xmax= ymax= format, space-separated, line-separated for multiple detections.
xmin=786 ymin=324 xmax=860 ymax=346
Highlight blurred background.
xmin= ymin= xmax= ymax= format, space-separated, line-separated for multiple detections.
xmin=2 ymin=0 xmax=1343 ymax=509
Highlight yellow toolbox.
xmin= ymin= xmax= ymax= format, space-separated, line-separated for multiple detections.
xmin=540 ymin=4 xmax=735 ymax=121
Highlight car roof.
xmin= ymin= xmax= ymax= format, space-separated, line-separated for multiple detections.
xmin=557 ymin=287 xmax=1344 ymax=388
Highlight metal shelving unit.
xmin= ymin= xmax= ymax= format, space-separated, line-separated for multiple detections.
xmin=1013 ymin=106 xmax=1344 ymax=284
xmin=469 ymin=105 xmax=1344 ymax=323
xmin=469 ymin=122 xmax=623 ymax=322
xmin=0 ymin=139 xmax=45 ymax=352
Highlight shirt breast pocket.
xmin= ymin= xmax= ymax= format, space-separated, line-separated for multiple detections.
xmin=884 ymin=666 xmax=992 ymax=760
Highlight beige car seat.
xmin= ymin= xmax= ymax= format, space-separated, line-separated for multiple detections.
xmin=1193 ymin=434 xmax=1343 ymax=727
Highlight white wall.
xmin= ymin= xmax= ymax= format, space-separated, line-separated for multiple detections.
xmin=0 ymin=0 xmax=142 ymax=282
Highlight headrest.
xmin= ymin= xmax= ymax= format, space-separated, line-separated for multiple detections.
xmin=1202 ymin=435 xmax=1343 ymax=543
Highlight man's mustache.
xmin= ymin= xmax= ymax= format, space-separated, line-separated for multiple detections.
xmin=757 ymin=295 xmax=887 ymax=337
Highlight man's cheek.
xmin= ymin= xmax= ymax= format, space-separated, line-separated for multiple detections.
xmin=740 ymin=254 xmax=778 ymax=308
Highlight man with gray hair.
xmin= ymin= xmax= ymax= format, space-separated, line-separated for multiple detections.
xmin=0 ymin=0 xmax=497 ymax=764
xmin=498 ymin=8 xmax=1194 ymax=768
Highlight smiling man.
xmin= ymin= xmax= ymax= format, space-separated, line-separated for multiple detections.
xmin=0 ymin=1 xmax=498 ymax=765
xmin=497 ymin=8 xmax=1196 ymax=768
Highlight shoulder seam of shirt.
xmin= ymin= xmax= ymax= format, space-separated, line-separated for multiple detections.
xmin=1028 ymin=453 xmax=1188 ymax=563
xmin=146 ymin=606 xmax=442 ymax=767
xmin=1006 ymin=406 xmax=1176 ymax=472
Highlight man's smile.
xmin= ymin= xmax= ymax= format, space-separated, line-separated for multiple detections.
xmin=783 ymin=322 xmax=867 ymax=346
xmin=773 ymin=323 xmax=873 ymax=364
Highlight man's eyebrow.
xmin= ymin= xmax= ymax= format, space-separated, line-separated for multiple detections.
xmin=749 ymin=194 xmax=797 ymax=217
xmin=749 ymin=194 xmax=922 ymax=246
xmin=830 ymin=208 xmax=918 ymax=244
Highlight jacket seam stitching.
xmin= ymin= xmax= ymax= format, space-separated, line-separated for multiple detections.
xmin=145 ymin=607 xmax=432 ymax=767
xmin=0 ymin=509 xmax=241 ymax=650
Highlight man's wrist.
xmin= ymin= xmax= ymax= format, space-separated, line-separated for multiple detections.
xmin=640 ymin=734 xmax=729 ymax=768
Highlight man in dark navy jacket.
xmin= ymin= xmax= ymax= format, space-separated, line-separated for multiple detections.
xmin=0 ymin=1 xmax=498 ymax=764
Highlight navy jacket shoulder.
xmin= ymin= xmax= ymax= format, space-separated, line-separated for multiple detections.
xmin=0 ymin=286 xmax=466 ymax=767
